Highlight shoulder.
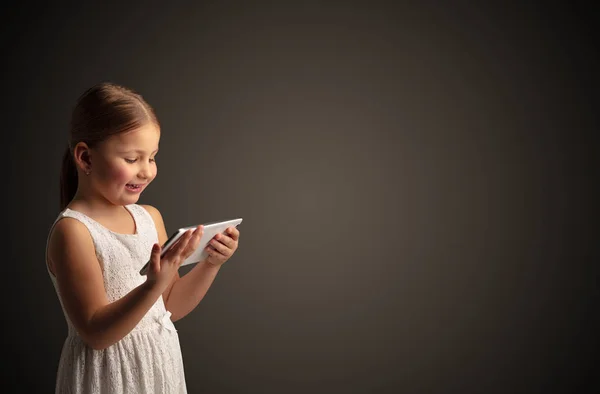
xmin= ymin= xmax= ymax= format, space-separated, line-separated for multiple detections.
xmin=138 ymin=204 xmax=169 ymax=242
xmin=138 ymin=204 xmax=164 ymax=225
xmin=49 ymin=216 xmax=92 ymax=249
xmin=47 ymin=217 xmax=95 ymax=272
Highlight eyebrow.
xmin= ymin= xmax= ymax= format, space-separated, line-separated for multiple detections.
xmin=119 ymin=148 xmax=159 ymax=154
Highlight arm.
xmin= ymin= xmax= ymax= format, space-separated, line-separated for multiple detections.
xmin=141 ymin=205 xmax=222 ymax=321
xmin=163 ymin=259 xmax=221 ymax=321
xmin=47 ymin=218 xmax=164 ymax=350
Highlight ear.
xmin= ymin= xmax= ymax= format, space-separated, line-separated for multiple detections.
xmin=72 ymin=142 xmax=93 ymax=173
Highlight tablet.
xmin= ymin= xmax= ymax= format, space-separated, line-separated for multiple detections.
xmin=139 ymin=218 xmax=243 ymax=275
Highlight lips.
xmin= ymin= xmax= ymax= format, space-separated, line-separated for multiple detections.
xmin=125 ymin=183 xmax=146 ymax=192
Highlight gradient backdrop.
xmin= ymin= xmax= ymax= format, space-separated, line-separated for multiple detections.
xmin=3 ymin=1 xmax=597 ymax=393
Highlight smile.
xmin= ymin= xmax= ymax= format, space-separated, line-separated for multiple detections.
xmin=125 ymin=183 xmax=145 ymax=192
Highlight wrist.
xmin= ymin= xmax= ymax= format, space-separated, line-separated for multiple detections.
xmin=191 ymin=258 xmax=222 ymax=273
xmin=142 ymin=277 xmax=165 ymax=297
xmin=203 ymin=258 xmax=223 ymax=270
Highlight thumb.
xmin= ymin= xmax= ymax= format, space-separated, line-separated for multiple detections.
xmin=151 ymin=243 xmax=161 ymax=272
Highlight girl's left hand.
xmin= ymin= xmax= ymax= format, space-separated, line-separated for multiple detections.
xmin=205 ymin=226 xmax=240 ymax=267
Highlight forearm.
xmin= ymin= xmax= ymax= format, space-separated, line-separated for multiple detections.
xmin=165 ymin=260 xmax=221 ymax=321
xmin=85 ymin=281 xmax=162 ymax=350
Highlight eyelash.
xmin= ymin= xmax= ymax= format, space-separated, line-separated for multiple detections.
xmin=125 ymin=158 xmax=156 ymax=164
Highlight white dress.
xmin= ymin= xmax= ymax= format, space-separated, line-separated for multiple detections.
xmin=46 ymin=204 xmax=187 ymax=393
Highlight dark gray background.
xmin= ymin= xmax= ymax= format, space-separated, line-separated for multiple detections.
xmin=2 ymin=1 xmax=597 ymax=393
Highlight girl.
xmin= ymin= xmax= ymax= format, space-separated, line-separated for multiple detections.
xmin=45 ymin=82 xmax=240 ymax=393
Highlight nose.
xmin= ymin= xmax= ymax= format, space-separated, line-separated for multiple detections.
xmin=138 ymin=161 xmax=153 ymax=180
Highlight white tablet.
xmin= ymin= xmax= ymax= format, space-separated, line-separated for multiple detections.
xmin=139 ymin=218 xmax=243 ymax=275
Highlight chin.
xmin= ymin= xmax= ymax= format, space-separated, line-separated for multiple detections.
xmin=125 ymin=194 xmax=141 ymax=203
xmin=112 ymin=194 xmax=141 ymax=206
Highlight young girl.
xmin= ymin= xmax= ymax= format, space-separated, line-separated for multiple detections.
xmin=45 ymin=82 xmax=240 ymax=393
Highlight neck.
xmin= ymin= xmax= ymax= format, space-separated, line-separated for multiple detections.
xmin=70 ymin=187 xmax=124 ymax=215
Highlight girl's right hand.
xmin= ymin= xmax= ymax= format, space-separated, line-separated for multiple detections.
xmin=145 ymin=226 xmax=203 ymax=293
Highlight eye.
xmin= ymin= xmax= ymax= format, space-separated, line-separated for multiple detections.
xmin=149 ymin=157 xmax=156 ymax=163
xmin=125 ymin=158 xmax=137 ymax=163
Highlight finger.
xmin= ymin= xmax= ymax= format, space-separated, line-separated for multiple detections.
xmin=206 ymin=244 xmax=226 ymax=259
xmin=150 ymin=243 xmax=161 ymax=273
xmin=169 ymin=230 xmax=195 ymax=260
xmin=184 ymin=226 xmax=204 ymax=257
xmin=214 ymin=233 xmax=235 ymax=248
xmin=163 ymin=231 xmax=188 ymax=256
xmin=226 ymin=226 xmax=240 ymax=241
xmin=191 ymin=225 xmax=204 ymax=247
xmin=208 ymin=237 xmax=231 ymax=256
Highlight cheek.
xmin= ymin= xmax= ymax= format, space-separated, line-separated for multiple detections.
xmin=104 ymin=163 xmax=134 ymax=184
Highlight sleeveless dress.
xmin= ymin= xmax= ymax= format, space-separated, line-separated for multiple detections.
xmin=45 ymin=204 xmax=187 ymax=393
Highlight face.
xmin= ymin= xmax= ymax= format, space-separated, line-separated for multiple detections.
xmin=89 ymin=123 xmax=160 ymax=205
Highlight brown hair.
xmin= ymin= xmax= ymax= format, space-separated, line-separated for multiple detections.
xmin=60 ymin=82 xmax=159 ymax=211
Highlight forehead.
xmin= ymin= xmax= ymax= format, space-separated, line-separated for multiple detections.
xmin=104 ymin=123 xmax=160 ymax=152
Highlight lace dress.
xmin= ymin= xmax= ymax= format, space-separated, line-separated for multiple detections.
xmin=46 ymin=204 xmax=187 ymax=393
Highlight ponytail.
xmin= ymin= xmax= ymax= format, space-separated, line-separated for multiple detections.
xmin=59 ymin=146 xmax=78 ymax=211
